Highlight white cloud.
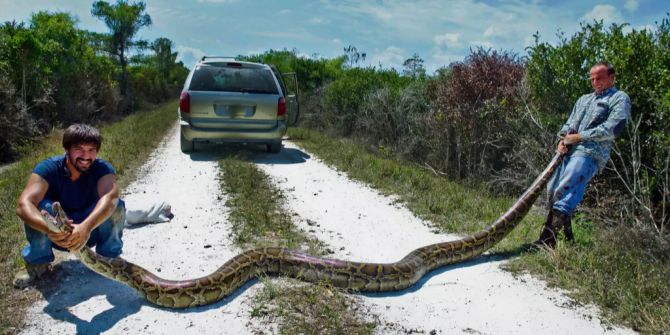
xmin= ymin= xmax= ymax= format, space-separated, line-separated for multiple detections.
xmin=310 ymin=17 xmax=324 ymax=24
xmin=250 ymin=30 xmax=311 ymax=40
xmin=246 ymin=49 xmax=266 ymax=56
xmin=332 ymin=38 xmax=342 ymax=44
xmin=624 ymin=0 xmax=639 ymax=12
xmin=323 ymin=0 xmax=560 ymax=63
xmin=636 ymin=24 xmax=656 ymax=32
xmin=279 ymin=9 xmax=291 ymax=14
xmin=430 ymin=49 xmax=461 ymax=68
xmin=296 ymin=52 xmax=313 ymax=59
xmin=582 ymin=5 xmax=623 ymax=24
xmin=472 ymin=40 xmax=494 ymax=49
xmin=176 ymin=46 xmax=207 ymax=68
xmin=434 ymin=33 xmax=461 ymax=48
xmin=483 ymin=26 xmax=498 ymax=38
xmin=622 ymin=25 xmax=634 ymax=34
xmin=361 ymin=4 xmax=393 ymax=21
xmin=483 ymin=22 xmax=518 ymax=40
xmin=370 ymin=46 xmax=406 ymax=69
xmin=523 ymin=36 xmax=536 ymax=49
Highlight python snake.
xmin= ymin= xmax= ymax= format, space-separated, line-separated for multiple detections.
xmin=44 ymin=153 xmax=563 ymax=308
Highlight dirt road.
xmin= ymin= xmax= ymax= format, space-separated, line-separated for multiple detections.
xmin=18 ymin=125 xmax=634 ymax=334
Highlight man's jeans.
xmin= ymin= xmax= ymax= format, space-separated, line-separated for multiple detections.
xmin=547 ymin=155 xmax=598 ymax=216
xmin=21 ymin=199 xmax=125 ymax=264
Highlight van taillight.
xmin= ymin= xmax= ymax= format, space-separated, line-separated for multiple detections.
xmin=277 ymin=97 xmax=286 ymax=116
xmin=180 ymin=91 xmax=190 ymax=114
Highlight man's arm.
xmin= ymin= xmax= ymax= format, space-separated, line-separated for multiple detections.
xmin=559 ymin=95 xmax=586 ymax=137
xmin=579 ymin=93 xmax=632 ymax=142
xmin=66 ymin=173 xmax=119 ymax=251
xmin=16 ymin=173 xmax=71 ymax=247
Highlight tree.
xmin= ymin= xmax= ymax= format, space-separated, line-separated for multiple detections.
xmin=343 ymin=45 xmax=366 ymax=68
xmin=402 ymin=53 xmax=425 ymax=79
xmin=0 ymin=21 xmax=42 ymax=105
xmin=91 ymin=0 xmax=151 ymax=96
xmin=151 ymin=37 xmax=177 ymax=79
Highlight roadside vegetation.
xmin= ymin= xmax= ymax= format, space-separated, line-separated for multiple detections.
xmin=0 ymin=101 xmax=177 ymax=333
xmin=0 ymin=1 xmax=188 ymax=164
xmin=217 ymin=153 xmax=376 ymax=334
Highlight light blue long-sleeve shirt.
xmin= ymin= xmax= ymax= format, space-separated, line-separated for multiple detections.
xmin=559 ymin=86 xmax=632 ymax=171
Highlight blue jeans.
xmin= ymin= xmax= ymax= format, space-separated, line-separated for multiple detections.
xmin=21 ymin=198 xmax=125 ymax=264
xmin=546 ymin=155 xmax=598 ymax=216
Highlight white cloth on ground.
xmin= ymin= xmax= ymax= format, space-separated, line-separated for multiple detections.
xmin=124 ymin=199 xmax=174 ymax=225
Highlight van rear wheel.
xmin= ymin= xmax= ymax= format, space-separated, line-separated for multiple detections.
xmin=180 ymin=131 xmax=194 ymax=153
xmin=267 ymin=141 xmax=282 ymax=153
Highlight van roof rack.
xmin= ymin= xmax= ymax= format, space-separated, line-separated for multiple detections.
xmin=201 ymin=56 xmax=238 ymax=61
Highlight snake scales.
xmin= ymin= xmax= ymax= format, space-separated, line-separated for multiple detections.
xmin=45 ymin=153 xmax=563 ymax=308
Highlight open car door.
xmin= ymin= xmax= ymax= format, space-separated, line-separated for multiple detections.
xmin=281 ymin=72 xmax=300 ymax=126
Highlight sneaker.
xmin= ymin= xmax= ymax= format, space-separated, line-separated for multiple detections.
xmin=13 ymin=263 xmax=52 ymax=289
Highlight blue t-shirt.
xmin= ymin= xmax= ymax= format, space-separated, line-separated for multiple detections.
xmin=33 ymin=155 xmax=116 ymax=216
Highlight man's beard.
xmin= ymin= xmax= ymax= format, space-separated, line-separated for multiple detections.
xmin=68 ymin=155 xmax=93 ymax=173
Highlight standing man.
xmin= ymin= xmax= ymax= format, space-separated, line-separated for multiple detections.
xmin=13 ymin=124 xmax=125 ymax=288
xmin=535 ymin=61 xmax=631 ymax=248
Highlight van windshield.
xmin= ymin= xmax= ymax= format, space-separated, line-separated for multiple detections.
xmin=189 ymin=65 xmax=279 ymax=94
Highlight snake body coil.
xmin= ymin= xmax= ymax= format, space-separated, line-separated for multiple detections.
xmin=47 ymin=153 xmax=563 ymax=308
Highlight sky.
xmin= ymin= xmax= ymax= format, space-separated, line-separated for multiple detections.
xmin=1 ymin=0 xmax=668 ymax=73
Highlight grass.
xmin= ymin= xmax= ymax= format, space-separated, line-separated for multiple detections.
xmin=505 ymin=222 xmax=670 ymax=334
xmin=250 ymin=277 xmax=376 ymax=335
xmin=0 ymin=100 xmax=178 ymax=334
xmin=217 ymin=152 xmax=376 ymax=334
xmin=287 ymin=126 xmax=670 ymax=334
xmin=218 ymin=154 xmax=322 ymax=252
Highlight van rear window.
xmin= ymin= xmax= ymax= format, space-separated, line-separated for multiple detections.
xmin=189 ymin=65 xmax=279 ymax=94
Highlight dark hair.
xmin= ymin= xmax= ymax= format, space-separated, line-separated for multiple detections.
xmin=593 ymin=61 xmax=615 ymax=75
xmin=62 ymin=124 xmax=102 ymax=150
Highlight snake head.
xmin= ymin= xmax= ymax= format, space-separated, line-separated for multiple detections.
xmin=42 ymin=202 xmax=73 ymax=233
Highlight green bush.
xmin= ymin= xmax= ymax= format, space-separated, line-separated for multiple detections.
xmin=319 ymin=67 xmax=412 ymax=136
xmin=242 ymin=49 xmax=345 ymax=94
xmin=354 ymin=81 xmax=431 ymax=159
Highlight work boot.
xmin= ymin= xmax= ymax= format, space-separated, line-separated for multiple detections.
xmin=561 ymin=214 xmax=574 ymax=242
xmin=13 ymin=263 xmax=52 ymax=289
xmin=533 ymin=209 xmax=562 ymax=249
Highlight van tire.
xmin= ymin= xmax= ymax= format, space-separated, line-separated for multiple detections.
xmin=267 ymin=141 xmax=282 ymax=153
xmin=180 ymin=131 xmax=194 ymax=153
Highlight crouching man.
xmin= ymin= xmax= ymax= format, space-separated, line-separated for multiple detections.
xmin=13 ymin=124 xmax=125 ymax=288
